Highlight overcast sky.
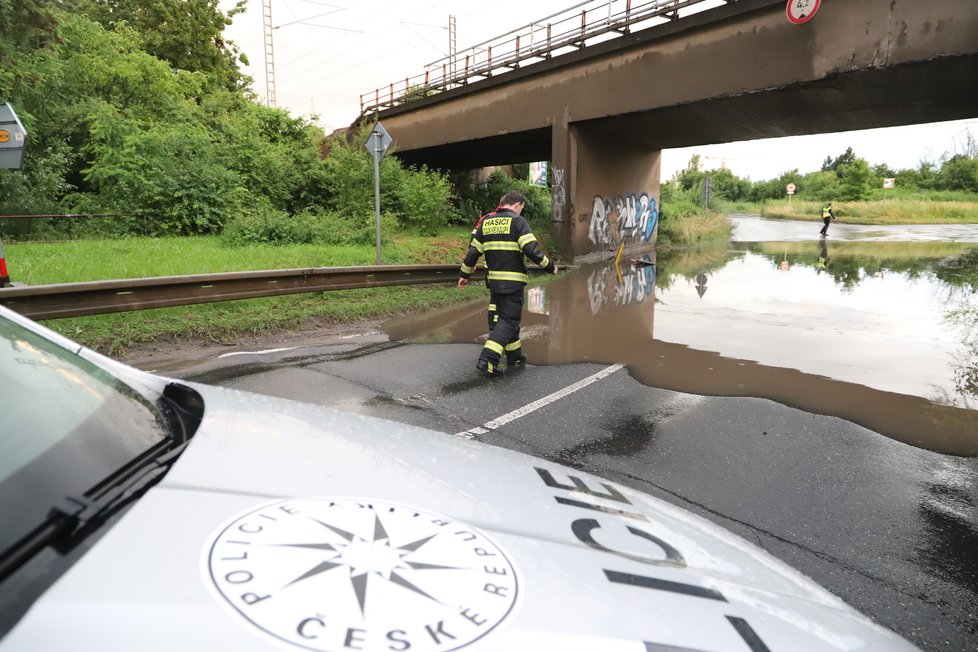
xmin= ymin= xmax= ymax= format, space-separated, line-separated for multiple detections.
xmin=220 ymin=0 xmax=978 ymax=181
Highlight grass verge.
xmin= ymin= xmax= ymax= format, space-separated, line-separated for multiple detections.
xmin=7 ymin=229 xmax=478 ymax=356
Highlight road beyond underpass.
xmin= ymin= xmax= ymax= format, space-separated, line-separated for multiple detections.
xmin=139 ymin=218 xmax=978 ymax=651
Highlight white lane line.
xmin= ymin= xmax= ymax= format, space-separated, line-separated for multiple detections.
xmin=454 ymin=364 xmax=624 ymax=438
xmin=217 ymin=331 xmax=381 ymax=359
xmin=218 ymin=346 xmax=298 ymax=359
xmin=340 ymin=331 xmax=380 ymax=339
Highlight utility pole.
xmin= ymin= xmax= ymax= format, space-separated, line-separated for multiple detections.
xmin=449 ymin=15 xmax=457 ymax=79
xmin=261 ymin=3 xmax=356 ymax=110
xmin=262 ymin=0 xmax=276 ymax=107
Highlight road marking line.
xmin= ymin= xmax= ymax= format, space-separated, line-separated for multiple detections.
xmin=454 ymin=364 xmax=624 ymax=438
xmin=218 ymin=331 xmax=381 ymax=359
xmin=341 ymin=330 xmax=380 ymax=339
xmin=218 ymin=346 xmax=298 ymax=358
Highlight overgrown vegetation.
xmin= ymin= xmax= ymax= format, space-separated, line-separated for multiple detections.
xmin=0 ymin=1 xmax=463 ymax=242
xmin=450 ymin=167 xmax=554 ymax=246
xmin=657 ymin=181 xmax=732 ymax=246
xmin=671 ymin=145 xmax=978 ymax=204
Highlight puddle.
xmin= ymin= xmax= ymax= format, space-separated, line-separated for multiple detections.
xmin=385 ymin=238 xmax=978 ymax=456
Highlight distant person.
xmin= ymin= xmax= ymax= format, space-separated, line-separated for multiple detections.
xmin=457 ymin=191 xmax=558 ymax=377
xmin=820 ymin=202 xmax=836 ymax=237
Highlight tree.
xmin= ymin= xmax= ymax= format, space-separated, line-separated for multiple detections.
xmin=78 ymin=106 xmax=249 ymax=234
xmin=77 ymin=0 xmax=248 ymax=92
xmin=913 ymin=160 xmax=939 ymax=190
xmin=937 ymin=155 xmax=978 ymax=193
xmin=798 ymin=171 xmax=834 ymax=201
xmin=872 ymin=162 xmax=896 ymax=179
xmin=395 ymin=165 xmax=453 ymax=235
xmin=836 ymin=157 xmax=872 ymax=200
xmin=821 ymin=147 xmax=857 ymax=173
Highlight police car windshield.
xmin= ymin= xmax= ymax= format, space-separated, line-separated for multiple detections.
xmin=0 ymin=316 xmax=170 ymax=555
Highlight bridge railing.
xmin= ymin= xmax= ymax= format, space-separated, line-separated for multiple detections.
xmin=359 ymin=0 xmax=734 ymax=118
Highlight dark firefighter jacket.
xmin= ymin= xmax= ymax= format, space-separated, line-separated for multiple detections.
xmin=459 ymin=208 xmax=555 ymax=294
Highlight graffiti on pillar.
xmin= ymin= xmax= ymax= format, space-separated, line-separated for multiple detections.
xmin=586 ymin=253 xmax=656 ymax=315
xmin=588 ymin=195 xmax=613 ymax=246
xmin=587 ymin=193 xmax=658 ymax=246
xmin=552 ymin=168 xmax=567 ymax=208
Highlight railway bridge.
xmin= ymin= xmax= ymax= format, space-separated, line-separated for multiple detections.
xmin=357 ymin=0 xmax=978 ymax=259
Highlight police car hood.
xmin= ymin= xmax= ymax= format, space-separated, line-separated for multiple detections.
xmin=2 ymin=383 xmax=918 ymax=652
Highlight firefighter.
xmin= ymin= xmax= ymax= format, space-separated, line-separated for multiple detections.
xmin=458 ymin=191 xmax=558 ymax=377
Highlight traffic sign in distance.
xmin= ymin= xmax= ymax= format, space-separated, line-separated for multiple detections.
xmin=786 ymin=183 xmax=796 ymax=194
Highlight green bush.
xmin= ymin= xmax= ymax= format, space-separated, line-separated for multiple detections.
xmin=395 ymin=165 xmax=452 ymax=235
xmin=222 ymin=203 xmax=397 ymax=247
xmin=658 ymin=182 xmax=731 ymax=246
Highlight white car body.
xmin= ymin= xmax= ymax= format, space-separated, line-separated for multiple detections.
xmin=0 ymin=306 xmax=918 ymax=651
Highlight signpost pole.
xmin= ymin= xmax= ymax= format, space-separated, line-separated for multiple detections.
xmin=373 ymin=147 xmax=382 ymax=264
xmin=364 ymin=122 xmax=392 ymax=265
xmin=702 ymin=177 xmax=713 ymax=209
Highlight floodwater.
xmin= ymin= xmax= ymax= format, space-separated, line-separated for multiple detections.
xmin=385 ymin=216 xmax=978 ymax=456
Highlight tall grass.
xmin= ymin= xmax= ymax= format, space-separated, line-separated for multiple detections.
xmin=658 ymin=197 xmax=732 ymax=246
xmin=760 ymin=199 xmax=978 ymax=224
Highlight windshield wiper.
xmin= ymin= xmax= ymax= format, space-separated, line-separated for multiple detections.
xmin=0 ymin=441 xmax=189 ymax=584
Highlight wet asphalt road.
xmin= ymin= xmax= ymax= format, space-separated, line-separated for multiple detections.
xmin=155 ymin=217 xmax=978 ymax=651
xmin=166 ymin=339 xmax=978 ymax=652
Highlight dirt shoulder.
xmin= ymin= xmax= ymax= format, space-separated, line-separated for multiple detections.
xmin=121 ymin=318 xmax=390 ymax=374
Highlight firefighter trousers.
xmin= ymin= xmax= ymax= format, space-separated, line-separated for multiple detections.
xmin=479 ymin=290 xmax=523 ymax=365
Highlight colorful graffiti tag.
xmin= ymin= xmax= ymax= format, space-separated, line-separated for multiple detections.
xmin=588 ymin=193 xmax=658 ymax=246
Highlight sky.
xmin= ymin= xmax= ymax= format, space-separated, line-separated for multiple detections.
xmin=219 ymin=0 xmax=978 ymax=182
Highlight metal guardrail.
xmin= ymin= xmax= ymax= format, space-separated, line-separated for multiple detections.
xmin=0 ymin=264 xmax=489 ymax=320
xmin=359 ymin=0 xmax=734 ymax=116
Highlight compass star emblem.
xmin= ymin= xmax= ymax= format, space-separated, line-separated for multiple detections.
xmin=206 ymin=498 xmax=520 ymax=652
xmin=281 ymin=513 xmax=456 ymax=615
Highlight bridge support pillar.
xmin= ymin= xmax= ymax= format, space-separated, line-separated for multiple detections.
xmin=551 ymin=120 xmax=660 ymax=262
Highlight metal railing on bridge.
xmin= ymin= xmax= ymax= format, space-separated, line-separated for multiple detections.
xmin=359 ymin=0 xmax=735 ymax=117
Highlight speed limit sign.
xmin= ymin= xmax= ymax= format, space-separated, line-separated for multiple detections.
xmin=786 ymin=0 xmax=821 ymax=24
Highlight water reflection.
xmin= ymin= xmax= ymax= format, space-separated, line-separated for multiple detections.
xmin=385 ymin=241 xmax=978 ymax=456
